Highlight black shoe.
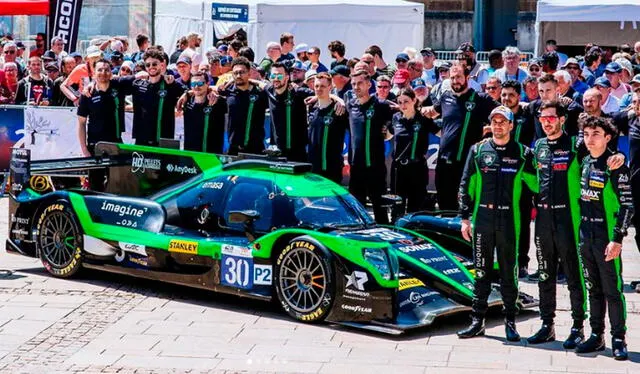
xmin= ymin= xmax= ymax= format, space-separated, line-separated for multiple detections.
xmin=575 ymin=333 xmax=605 ymax=353
xmin=557 ymin=273 xmax=567 ymax=284
xmin=505 ymin=319 xmax=521 ymax=342
xmin=527 ymin=270 xmax=540 ymax=281
xmin=612 ymin=338 xmax=628 ymax=360
xmin=518 ymin=267 xmax=528 ymax=278
xmin=527 ymin=323 xmax=556 ymax=344
xmin=562 ymin=327 xmax=584 ymax=349
xmin=457 ymin=316 xmax=485 ymax=339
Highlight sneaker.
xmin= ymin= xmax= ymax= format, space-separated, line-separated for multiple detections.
xmin=527 ymin=323 xmax=556 ymax=344
xmin=562 ymin=327 xmax=584 ymax=349
xmin=457 ymin=316 xmax=485 ymax=339
xmin=557 ymin=273 xmax=567 ymax=284
xmin=505 ymin=319 xmax=521 ymax=342
xmin=575 ymin=333 xmax=605 ymax=353
xmin=527 ymin=270 xmax=540 ymax=281
xmin=518 ymin=267 xmax=528 ymax=279
xmin=612 ymin=338 xmax=628 ymax=360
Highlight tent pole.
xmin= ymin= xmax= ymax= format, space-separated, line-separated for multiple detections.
xmin=151 ymin=0 xmax=156 ymax=44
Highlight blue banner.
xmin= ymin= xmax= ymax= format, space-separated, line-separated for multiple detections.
xmin=211 ymin=3 xmax=249 ymax=22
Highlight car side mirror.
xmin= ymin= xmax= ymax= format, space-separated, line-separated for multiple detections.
xmin=228 ymin=210 xmax=260 ymax=241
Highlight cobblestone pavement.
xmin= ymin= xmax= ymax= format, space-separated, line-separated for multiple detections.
xmin=0 ymin=198 xmax=639 ymax=373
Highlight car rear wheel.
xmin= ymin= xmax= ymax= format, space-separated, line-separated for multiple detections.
xmin=274 ymin=238 xmax=334 ymax=323
xmin=36 ymin=202 xmax=83 ymax=278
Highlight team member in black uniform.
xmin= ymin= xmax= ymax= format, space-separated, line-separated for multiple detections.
xmin=389 ymin=88 xmax=439 ymax=216
xmin=219 ymin=57 xmax=268 ymax=155
xmin=77 ymin=59 xmax=126 ymax=191
xmin=307 ymin=72 xmax=348 ymax=183
xmin=181 ymin=72 xmax=227 ymax=153
xmin=575 ymin=116 xmax=633 ymax=360
xmin=118 ymin=48 xmax=184 ymax=146
xmin=347 ymin=69 xmax=393 ymax=224
xmin=500 ymin=80 xmax=536 ymax=277
xmin=457 ymin=106 xmax=538 ymax=341
xmin=526 ymin=74 xmax=583 ymax=139
xmin=265 ymin=62 xmax=314 ymax=161
xmin=422 ymin=62 xmax=497 ymax=210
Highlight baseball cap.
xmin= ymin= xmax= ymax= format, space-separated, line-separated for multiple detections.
xmin=615 ymin=58 xmax=633 ymax=76
xmin=420 ymin=47 xmax=435 ymax=56
xmin=44 ymin=62 xmax=59 ymax=72
xmin=330 ymin=65 xmax=350 ymax=78
xmin=456 ymin=42 xmax=475 ymax=53
xmin=411 ymin=78 xmax=426 ymax=89
xmin=110 ymin=51 xmax=123 ymax=60
xmin=437 ymin=61 xmax=452 ymax=71
xmin=266 ymin=41 xmax=280 ymax=50
xmin=86 ymin=45 xmax=103 ymax=59
xmin=528 ymin=58 xmax=542 ymax=67
xmin=291 ymin=60 xmax=307 ymax=71
xmin=70 ymin=51 xmax=82 ymax=58
xmin=217 ymin=44 xmax=228 ymax=52
xmin=489 ymin=106 xmax=514 ymax=122
xmin=631 ymin=74 xmax=640 ymax=85
xmin=219 ymin=55 xmax=232 ymax=66
xmin=176 ymin=56 xmax=192 ymax=66
xmin=594 ymin=77 xmax=611 ymax=88
xmin=561 ymin=57 xmax=580 ymax=69
xmin=395 ymin=53 xmax=410 ymax=63
xmin=307 ymin=46 xmax=320 ymax=55
xmin=393 ymin=69 xmax=410 ymax=85
xmin=15 ymin=42 xmax=25 ymax=49
xmin=42 ymin=50 xmax=56 ymax=61
xmin=604 ymin=62 xmax=622 ymax=74
xmin=294 ymin=43 xmax=309 ymax=55
xmin=305 ymin=69 xmax=317 ymax=81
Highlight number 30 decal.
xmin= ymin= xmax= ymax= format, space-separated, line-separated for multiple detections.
xmin=223 ymin=256 xmax=251 ymax=288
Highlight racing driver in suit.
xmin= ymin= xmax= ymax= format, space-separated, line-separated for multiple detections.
xmin=457 ymin=106 xmax=539 ymax=341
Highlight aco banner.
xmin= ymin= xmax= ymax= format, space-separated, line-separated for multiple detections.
xmin=48 ymin=0 xmax=84 ymax=53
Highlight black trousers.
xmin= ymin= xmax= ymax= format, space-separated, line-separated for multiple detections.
xmin=349 ymin=164 xmax=388 ymax=224
xmin=391 ymin=160 xmax=428 ymax=215
xmin=579 ymin=226 xmax=626 ymax=338
xmin=518 ymin=189 xmax=533 ymax=268
xmin=87 ymin=145 xmax=106 ymax=192
xmin=435 ymin=158 xmax=464 ymax=211
xmin=535 ymin=210 xmax=587 ymax=324
xmin=472 ymin=227 xmax=519 ymax=318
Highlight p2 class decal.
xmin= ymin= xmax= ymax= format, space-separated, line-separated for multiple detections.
xmin=220 ymin=245 xmax=254 ymax=289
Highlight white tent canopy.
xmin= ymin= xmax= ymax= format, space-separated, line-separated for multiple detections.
xmin=535 ymin=0 xmax=640 ymax=54
xmin=155 ymin=0 xmax=424 ymax=66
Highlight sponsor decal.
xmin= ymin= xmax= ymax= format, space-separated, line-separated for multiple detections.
xmin=502 ymin=158 xmax=518 ymax=164
xmin=341 ymin=304 xmax=372 ymax=314
xmin=118 ymin=242 xmax=147 ymax=257
xmin=10 ymin=215 xmax=29 ymax=225
xmin=398 ymin=290 xmax=439 ymax=308
xmin=398 ymin=243 xmax=436 ymax=253
xmin=399 ymin=278 xmax=425 ymax=291
xmin=585 ymin=280 xmax=593 ymax=290
xmin=539 ymin=271 xmax=549 ymax=281
xmin=131 ymin=152 xmax=161 ymax=173
xmin=343 ymin=288 xmax=370 ymax=301
xmin=501 ymin=167 xmax=517 ymax=173
xmin=166 ymin=163 xmax=198 ymax=175
xmin=552 ymin=163 xmax=568 ymax=171
xmin=100 ymin=201 xmax=148 ymax=217
xmin=419 ymin=255 xmax=448 ymax=265
xmin=221 ymin=244 xmax=253 ymax=289
xmin=202 ymin=181 xmax=224 ymax=189
xmin=11 ymin=229 xmax=29 ymax=236
xmin=553 ymin=156 xmax=569 ymax=162
xmin=482 ymin=153 xmax=496 ymax=166
xmin=29 ymin=175 xmax=51 ymax=192
xmin=299 ymin=307 xmax=326 ymax=321
xmin=197 ymin=207 xmax=210 ymax=225
xmin=537 ymin=148 xmax=549 ymax=160
xmin=128 ymin=255 xmax=148 ymax=267
xmin=581 ymin=188 xmax=601 ymax=201
xmin=589 ymin=171 xmax=605 ymax=182
xmin=619 ymin=174 xmax=629 ymax=183
xmin=168 ymin=239 xmax=198 ymax=254
xmin=589 ymin=180 xmax=604 ymax=188
xmin=474 ymin=269 xmax=486 ymax=279
xmin=345 ymin=271 xmax=368 ymax=291
xmin=465 ymin=101 xmax=476 ymax=111
xmin=253 ymin=264 xmax=272 ymax=285
xmin=443 ymin=268 xmax=461 ymax=275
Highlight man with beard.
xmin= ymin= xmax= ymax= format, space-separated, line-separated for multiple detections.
xmin=29 ymin=33 xmax=46 ymax=58
xmin=330 ymin=65 xmax=351 ymax=100
xmin=346 ymin=69 xmax=393 ymax=223
xmin=290 ymin=60 xmax=307 ymax=85
xmin=264 ymin=62 xmax=315 ymax=161
xmin=15 ymin=56 xmax=53 ymax=106
xmin=52 ymin=56 xmax=76 ymax=106
xmin=181 ymin=72 xmax=226 ymax=153
xmin=116 ymin=48 xmax=184 ymax=146
xmin=422 ymin=62 xmax=498 ymax=210
xmin=457 ymin=106 xmax=538 ymax=341
xmin=218 ymin=57 xmax=268 ymax=155
xmin=77 ymin=59 xmax=127 ymax=190
xmin=456 ymin=42 xmax=482 ymax=85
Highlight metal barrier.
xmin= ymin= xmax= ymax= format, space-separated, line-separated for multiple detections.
xmin=436 ymin=50 xmax=535 ymax=63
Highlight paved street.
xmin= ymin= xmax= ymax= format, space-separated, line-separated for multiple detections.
xmin=0 ymin=197 xmax=639 ymax=373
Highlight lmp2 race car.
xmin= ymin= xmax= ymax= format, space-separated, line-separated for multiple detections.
xmin=6 ymin=143 xmax=536 ymax=334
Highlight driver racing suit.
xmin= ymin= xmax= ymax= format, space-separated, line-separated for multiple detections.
xmin=459 ymin=138 xmax=538 ymax=318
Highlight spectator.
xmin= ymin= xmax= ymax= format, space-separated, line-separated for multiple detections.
xmin=294 ymin=43 xmax=309 ymax=62
xmin=44 ymin=62 xmax=59 ymax=85
xmin=484 ymin=76 xmax=502 ymax=102
xmin=522 ymin=76 xmax=539 ymax=103
xmin=259 ymin=41 xmax=281 ymax=72
xmin=410 ymin=78 xmax=428 ymax=103
xmin=214 ymin=55 xmax=233 ymax=87
xmin=29 ymin=32 xmax=46 ymax=58
xmin=375 ymin=75 xmax=395 ymax=102
xmin=330 ymin=65 xmax=351 ymax=100
xmin=545 ymin=39 xmax=568 ymax=66
xmin=290 ymin=60 xmax=307 ymax=85
xmin=391 ymin=69 xmax=410 ymax=94
xmin=619 ymin=73 xmax=640 ymax=109
xmin=15 ymin=42 xmax=26 ymax=63
xmin=554 ymin=69 xmax=582 ymax=104
xmin=406 ymin=59 xmax=423 ymax=82
xmin=238 ymin=46 xmax=255 ymax=62
xmin=328 ymin=40 xmax=347 ymax=69
xmin=69 ymin=52 xmax=83 ymax=66
xmin=494 ymin=46 xmax=528 ymax=83
xmin=217 ymin=44 xmax=228 ymax=56
xmin=429 ymin=61 xmax=451 ymax=103
xmin=347 ymin=57 xmax=360 ymax=75
xmin=180 ymin=32 xmax=203 ymax=73
xmin=15 ymin=56 xmax=53 ymax=105
xmin=562 ymin=58 xmax=588 ymax=95
xmin=278 ymin=32 xmax=295 ymax=64
xmin=119 ymin=61 xmax=134 ymax=77
xmin=169 ymin=37 xmax=188 ymax=64
xmin=366 ymin=45 xmax=395 ymax=79
xmin=207 ymin=55 xmax=222 ymax=85
xmin=583 ymin=47 xmax=603 ymax=86
xmin=228 ymin=39 xmax=243 ymax=59
xmin=527 ymin=58 xmax=542 ymax=78
xmin=110 ymin=51 xmax=124 ymax=74
xmin=0 ymin=62 xmax=18 ymax=103
xmin=616 ymin=58 xmax=634 ymax=85
xmin=51 ymin=56 xmax=76 ymax=106
xmin=49 ymin=36 xmax=65 ymax=63
xmin=395 ymin=53 xmax=409 ymax=71
xmin=2 ymin=42 xmax=25 ymax=79
xmin=175 ymin=56 xmax=192 ymax=88
xmin=594 ymin=77 xmax=620 ymax=114
xmin=477 ymin=49 xmax=503 ymax=86
xmin=304 ymin=70 xmax=317 ymax=90
xmin=420 ymin=47 xmax=438 ymax=86
xmin=456 ymin=42 xmax=482 ymax=82
xmin=61 ymin=45 xmax=103 ymax=105
xmin=541 ymin=51 xmax=559 ymax=74
xmin=604 ymin=62 xmax=631 ymax=100
xmin=306 ymin=46 xmax=328 ymax=73
xmin=359 ymin=53 xmax=377 ymax=78
xmin=525 ymin=73 xmax=583 ymax=138
xmin=131 ymin=34 xmax=150 ymax=63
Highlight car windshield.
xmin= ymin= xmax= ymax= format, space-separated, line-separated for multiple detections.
xmin=290 ymin=193 xmax=374 ymax=229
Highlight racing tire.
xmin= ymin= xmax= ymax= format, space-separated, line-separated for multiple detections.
xmin=274 ymin=237 xmax=335 ymax=323
xmin=36 ymin=201 xmax=84 ymax=278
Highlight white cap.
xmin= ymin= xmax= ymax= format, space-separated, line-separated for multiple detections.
xmin=294 ymin=43 xmax=309 ymax=54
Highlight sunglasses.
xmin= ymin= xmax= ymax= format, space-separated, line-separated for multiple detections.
xmin=145 ymin=62 xmax=159 ymax=67
xmin=190 ymin=81 xmax=206 ymax=88
xmin=529 ymin=67 xmax=540 ymax=72
xmin=486 ymin=86 xmax=499 ymax=91
xmin=4 ymin=50 xmax=16 ymax=54
xmin=377 ymin=85 xmax=391 ymax=90
xmin=539 ymin=115 xmax=559 ymax=123
xmin=269 ymin=73 xmax=284 ymax=80
xmin=565 ymin=66 xmax=580 ymax=70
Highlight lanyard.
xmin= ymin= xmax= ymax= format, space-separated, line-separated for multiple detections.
xmin=203 ymin=105 xmax=212 ymax=152
xmin=285 ymin=90 xmax=292 ymax=150
xmin=244 ymin=89 xmax=257 ymax=147
xmin=514 ymin=117 xmax=523 ymax=143
xmin=365 ymin=102 xmax=375 ymax=167
xmin=112 ymin=89 xmax=120 ymax=140
xmin=322 ymin=106 xmax=336 ymax=171
xmin=456 ymin=91 xmax=476 ymax=162
xmin=156 ymin=80 xmax=166 ymax=143
xmin=410 ymin=121 xmax=421 ymax=161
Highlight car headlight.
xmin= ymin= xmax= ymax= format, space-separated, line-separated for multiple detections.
xmin=363 ymin=247 xmax=393 ymax=280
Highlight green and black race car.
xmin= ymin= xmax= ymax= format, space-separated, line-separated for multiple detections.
xmin=6 ymin=143 xmax=536 ymax=334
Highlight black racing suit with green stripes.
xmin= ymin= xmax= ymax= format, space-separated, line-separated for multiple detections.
xmin=459 ymin=138 xmax=538 ymax=318
xmin=533 ymin=133 xmax=588 ymax=325
xmin=579 ymin=149 xmax=634 ymax=339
